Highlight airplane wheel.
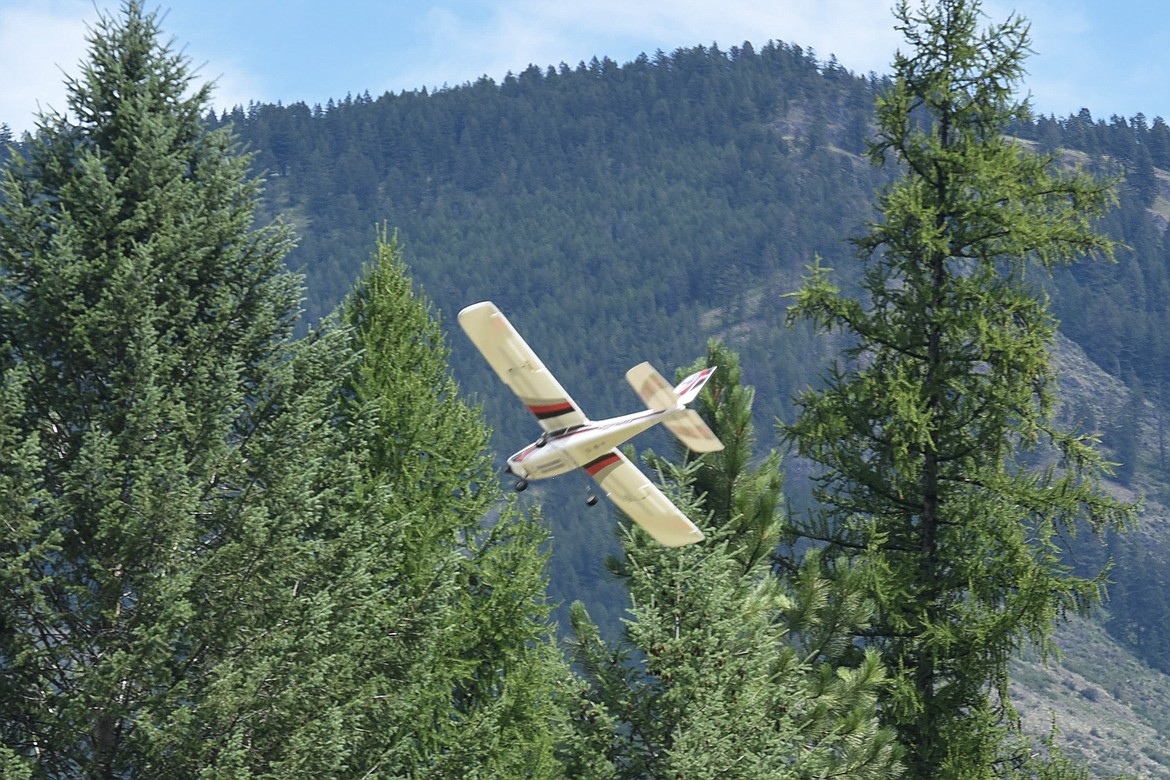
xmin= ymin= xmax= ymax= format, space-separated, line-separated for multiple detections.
xmin=515 ymin=479 xmax=529 ymax=492
xmin=586 ymin=495 xmax=598 ymax=507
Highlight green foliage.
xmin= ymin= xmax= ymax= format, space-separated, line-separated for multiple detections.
xmin=204 ymin=34 xmax=903 ymax=647
xmin=569 ymin=347 xmax=899 ymax=779
xmin=8 ymin=1 xmax=1170 ymax=774
xmin=0 ymin=6 xmax=571 ymax=776
xmin=668 ymin=341 xmax=784 ymax=571
xmin=214 ymin=39 xmax=891 ymax=436
xmin=283 ymin=229 xmax=575 ymax=775
xmin=569 ymin=470 xmax=898 ymax=780
xmin=0 ymin=124 xmax=13 ymax=170
xmin=0 ymin=2 xmax=343 ymax=774
xmin=152 ymin=3 xmax=1170 ymax=675
xmin=782 ymin=1 xmax=1136 ymax=777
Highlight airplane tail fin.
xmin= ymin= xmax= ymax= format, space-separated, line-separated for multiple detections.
xmin=626 ymin=363 xmax=724 ymax=453
xmin=673 ymin=366 xmax=717 ymax=405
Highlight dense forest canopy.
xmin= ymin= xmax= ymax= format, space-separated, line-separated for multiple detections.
xmin=16 ymin=5 xmax=1166 ymax=668
xmin=213 ymin=42 xmax=888 ymax=437
xmin=198 ymin=38 xmax=1170 ymax=446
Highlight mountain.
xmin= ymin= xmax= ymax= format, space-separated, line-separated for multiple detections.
xmin=1013 ymin=333 xmax=1170 ymax=777
xmin=178 ymin=41 xmax=1170 ymax=773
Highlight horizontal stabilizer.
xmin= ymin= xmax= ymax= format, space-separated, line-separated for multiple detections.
xmin=664 ymin=408 xmax=724 ymax=453
xmin=628 ymin=363 xmax=719 ymax=411
xmin=626 ymin=362 xmax=678 ymax=412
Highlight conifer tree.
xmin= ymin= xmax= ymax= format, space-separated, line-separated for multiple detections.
xmin=672 ymin=341 xmax=784 ymax=572
xmin=336 ymin=230 xmax=573 ymax=777
xmin=0 ymin=5 xmax=572 ymax=772
xmin=0 ymin=124 xmax=13 ymax=169
xmin=782 ymin=1 xmax=1135 ymax=776
xmin=0 ymin=4 xmax=374 ymax=776
xmin=674 ymin=342 xmax=886 ymax=678
xmin=568 ymin=345 xmax=899 ymax=779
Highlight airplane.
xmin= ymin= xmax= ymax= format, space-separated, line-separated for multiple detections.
xmin=457 ymin=301 xmax=724 ymax=547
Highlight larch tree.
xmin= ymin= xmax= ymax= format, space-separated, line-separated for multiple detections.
xmin=782 ymin=0 xmax=1135 ymax=777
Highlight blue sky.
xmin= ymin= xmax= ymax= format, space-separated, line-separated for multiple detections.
xmin=2 ymin=0 xmax=1169 ymax=136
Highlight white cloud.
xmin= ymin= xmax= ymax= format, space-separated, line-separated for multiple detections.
xmin=397 ymin=0 xmax=901 ymax=94
xmin=0 ymin=0 xmax=269 ymax=133
xmin=0 ymin=1 xmax=94 ymax=135
xmin=525 ymin=0 xmax=900 ymax=71
xmin=184 ymin=50 xmax=269 ymax=117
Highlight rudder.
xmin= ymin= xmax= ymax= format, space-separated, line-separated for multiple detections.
xmin=674 ymin=366 xmax=716 ymax=405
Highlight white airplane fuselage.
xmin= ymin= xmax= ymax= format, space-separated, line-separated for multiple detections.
xmin=507 ymin=408 xmax=674 ymax=481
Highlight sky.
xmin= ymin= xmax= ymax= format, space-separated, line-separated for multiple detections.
xmin=2 ymin=0 xmax=1169 ymax=137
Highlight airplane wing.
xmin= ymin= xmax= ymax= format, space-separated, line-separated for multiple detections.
xmin=582 ymin=449 xmax=705 ymax=547
xmin=458 ymin=301 xmax=588 ymax=432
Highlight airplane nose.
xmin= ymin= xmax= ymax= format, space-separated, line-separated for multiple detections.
xmin=505 ymin=460 xmax=530 ymax=480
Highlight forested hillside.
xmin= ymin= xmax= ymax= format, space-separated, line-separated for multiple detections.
xmin=222 ymin=40 xmax=890 ymax=441
xmin=210 ymin=12 xmax=1170 ymax=773
xmin=210 ymin=39 xmax=900 ymax=634
xmin=210 ymin=14 xmax=1170 ymax=671
xmin=6 ymin=0 xmax=1170 ymax=775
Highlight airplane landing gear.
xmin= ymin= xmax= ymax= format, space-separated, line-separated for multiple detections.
xmin=586 ymin=494 xmax=598 ymax=507
xmin=515 ymin=479 xmax=529 ymax=492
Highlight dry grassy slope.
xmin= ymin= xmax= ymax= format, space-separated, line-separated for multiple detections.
xmin=1014 ymin=617 xmax=1170 ymax=778
xmin=1012 ymin=335 xmax=1170 ymax=778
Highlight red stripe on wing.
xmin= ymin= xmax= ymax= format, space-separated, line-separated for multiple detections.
xmin=584 ymin=452 xmax=622 ymax=476
xmin=528 ymin=402 xmax=576 ymax=420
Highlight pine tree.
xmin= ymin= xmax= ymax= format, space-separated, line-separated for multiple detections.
xmin=686 ymin=343 xmax=902 ymax=777
xmin=336 ymin=230 xmax=573 ymax=777
xmin=674 ymin=341 xmax=886 ymax=678
xmin=0 ymin=123 xmax=13 ymax=169
xmin=671 ymin=340 xmax=784 ymax=572
xmin=782 ymin=1 xmax=1136 ymax=776
xmin=568 ymin=346 xmax=899 ymax=779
